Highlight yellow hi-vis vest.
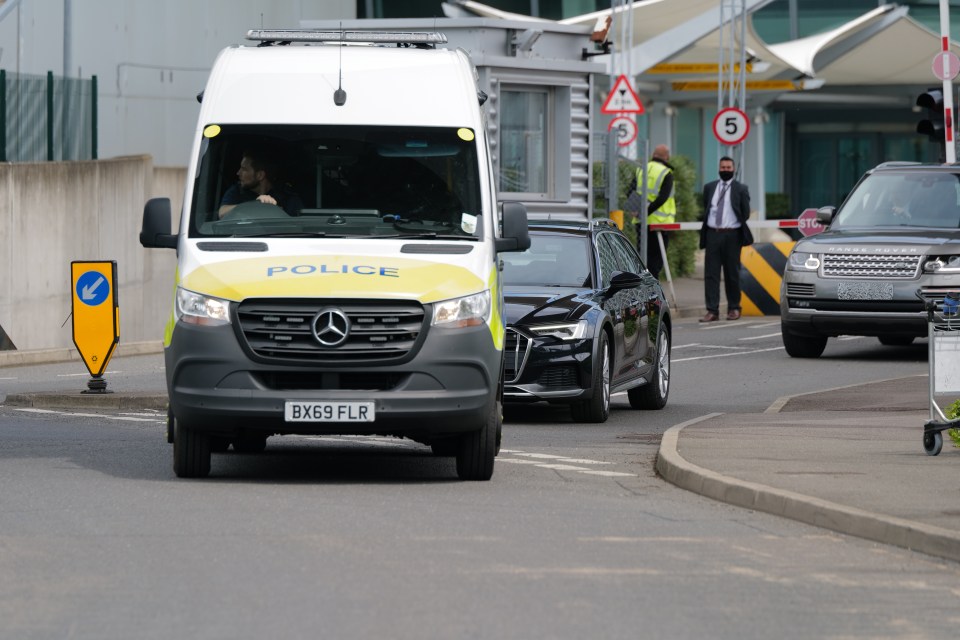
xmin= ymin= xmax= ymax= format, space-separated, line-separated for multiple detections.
xmin=637 ymin=161 xmax=676 ymax=225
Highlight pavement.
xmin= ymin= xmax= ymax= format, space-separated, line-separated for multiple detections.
xmin=3 ymin=254 xmax=960 ymax=564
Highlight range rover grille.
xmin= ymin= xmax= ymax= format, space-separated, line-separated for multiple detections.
xmin=504 ymin=328 xmax=531 ymax=383
xmin=237 ymin=299 xmax=425 ymax=362
xmin=821 ymin=254 xmax=921 ymax=279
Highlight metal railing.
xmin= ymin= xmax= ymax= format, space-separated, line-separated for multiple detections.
xmin=1 ymin=70 xmax=97 ymax=162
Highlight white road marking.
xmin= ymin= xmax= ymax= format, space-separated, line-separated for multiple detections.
xmin=0 ymin=377 xmax=16 ymax=380
xmin=674 ymin=346 xmax=783 ymax=362
xmin=738 ymin=332 xmax=782 ymax=341
xmin=498 ymin=450 xmax=634 ymax=477
xmin=671 ymin=343 xmax=702 ymax=349
xmin=14 ymin=408 xmax=156 ymax=422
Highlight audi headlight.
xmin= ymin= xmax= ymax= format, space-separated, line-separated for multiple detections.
xmin=924 ymin=256 xmax=960 ymax=273
xmin=176 ymin=287 xmax=231 ymax=326
xmin=432 ymin=290 xmax=491 ymax=328
xmin=529 ymin=321 xmax=588 ymax=341
xmin=787 ymin=251 xmax=820 ymax=271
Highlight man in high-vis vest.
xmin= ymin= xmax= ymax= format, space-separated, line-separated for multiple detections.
xmin=631 ymin=144 xmax=675 ymax=280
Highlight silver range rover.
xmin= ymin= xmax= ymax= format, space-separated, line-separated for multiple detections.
xmin=781 ymin=162 xmax=960 ymax=358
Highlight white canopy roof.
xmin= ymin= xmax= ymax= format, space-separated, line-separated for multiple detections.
xmin=444 ymin=0 xmax=960 ymax=92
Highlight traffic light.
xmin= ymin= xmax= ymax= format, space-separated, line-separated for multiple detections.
xmin=917 ymin=88 xmax=950 ymax=160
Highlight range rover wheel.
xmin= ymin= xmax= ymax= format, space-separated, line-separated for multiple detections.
xmin=570 ymin=331 xmax=611 ymax=423
xmin=781 ymin=322 xmax=827 ymax=358
xmin=173 ymin=417 xmax=211 ymax=478
xmin=629 ymin=322 xmax=670 ymax=410
xmin=456 ymin=398 xmax=499 ymax=481
xmin=878 ymin=335 xmax=914 ymax=346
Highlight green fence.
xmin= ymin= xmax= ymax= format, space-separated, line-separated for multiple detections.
xmin=1 ymin=70 xmax=97 ymax=162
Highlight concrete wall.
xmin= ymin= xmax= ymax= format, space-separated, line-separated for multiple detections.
xmin=0 ymin=157 xmax=185 ymax=351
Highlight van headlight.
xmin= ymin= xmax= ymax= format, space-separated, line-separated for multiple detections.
xmin=787 ymin=251 xmax=820 ymax=271
xmin=432 ymin=290 xmax=491 ymax=328
xmin=924 ymin=256 xmax=960 ymax=273
xmin=529 ymin=321 xmax=588 ymax=340
xmin=176 ymin=287 xmax=231 ymax=326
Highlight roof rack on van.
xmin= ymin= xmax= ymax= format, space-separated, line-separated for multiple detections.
xmin=246 ymin=30 xmax=447 ymax=48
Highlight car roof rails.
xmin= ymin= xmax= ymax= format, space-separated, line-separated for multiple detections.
xmin=874 ymin=161 xmax=923 ymax=169
xmin=591 ymin=217 xmax=619 ymax=230
xmin=245 ymin=30 xmax=447 ymax=49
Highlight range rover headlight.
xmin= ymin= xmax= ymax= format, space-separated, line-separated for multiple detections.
xmin=924 ymin=256 xmax=960 ymax=273
xmin=529 ymin=321 xmax=588 ymax=341
xmin=176 ymin=287 xmax=231 ymax=326
xmin=432 ymin=290 xmax=491 ymax=328
xmin=787 ymin=251 xmax=820 ymax=271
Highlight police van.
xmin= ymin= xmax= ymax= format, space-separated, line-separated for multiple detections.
xmin=139 ymin=29 xmax=529 ymax=479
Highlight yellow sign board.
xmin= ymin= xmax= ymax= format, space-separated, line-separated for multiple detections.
xmin=71 ymin=261 xmax=119 ymax=376
xmin=649 ymin=62 xmax=755 ymax=74
xmin=671 ymin=80 xmax=801 ymax=92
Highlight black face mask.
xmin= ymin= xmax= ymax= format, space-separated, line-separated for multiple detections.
xmin=719 ymin=171 xmax=734 ymax=182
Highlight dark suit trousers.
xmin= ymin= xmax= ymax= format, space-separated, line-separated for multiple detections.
xmin=644 ymin=231 xmax=669 ymax=280
xmin=703 ymin=228 xmax=742 ymax=314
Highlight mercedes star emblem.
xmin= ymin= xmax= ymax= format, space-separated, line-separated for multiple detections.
xmin=312 ymin=308 xmax=350 ymax=347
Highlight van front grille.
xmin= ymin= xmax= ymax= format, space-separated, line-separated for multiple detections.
xmin=237 ymin=299 xmax=425 ymax=362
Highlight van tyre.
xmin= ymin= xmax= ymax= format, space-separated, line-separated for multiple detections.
xmin=570 ymin=331 xmax=610 ymax=423
xmin=173 ymin=417 xmax=211 ymax=478
xmin=781 ymin=322 xmax=827 ymax=358
xmin=456 ymin=398 xmax=499 ymax=481
xmin=629 ymin=323 xmax=670 ymax=410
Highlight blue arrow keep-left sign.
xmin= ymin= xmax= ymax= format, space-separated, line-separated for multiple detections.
xmin=75 ymin=270 xmax=110 ymax=306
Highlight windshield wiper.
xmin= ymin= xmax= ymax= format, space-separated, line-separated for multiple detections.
xmin=230 ymin=231 xmax=346 ymax=238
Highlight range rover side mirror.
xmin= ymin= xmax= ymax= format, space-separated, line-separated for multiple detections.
xmin=816 ymin=206 xmax=836 ymax=225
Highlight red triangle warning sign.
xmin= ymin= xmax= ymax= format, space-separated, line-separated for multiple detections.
xmin=601 ymin=74 xmax=644 ymax=114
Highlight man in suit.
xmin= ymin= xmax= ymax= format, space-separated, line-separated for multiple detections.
xmin=699 ymin=155 xmax=753 ymax=322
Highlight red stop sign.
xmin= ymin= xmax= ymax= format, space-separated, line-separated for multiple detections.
xmin=797 ymin=208 xmax=825 ymax=237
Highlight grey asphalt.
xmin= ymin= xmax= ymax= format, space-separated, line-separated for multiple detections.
xmin=3 ymin=266 xmax=960 ymax=564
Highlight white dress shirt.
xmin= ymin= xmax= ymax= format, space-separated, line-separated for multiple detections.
xmin=708 ymin=180 xmax=740 ymax=230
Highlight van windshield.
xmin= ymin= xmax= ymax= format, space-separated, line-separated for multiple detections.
xmin=189 ymin=124 xmax=484 ymax=240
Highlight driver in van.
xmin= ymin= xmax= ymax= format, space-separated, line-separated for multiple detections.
xmin=218 ymin=148 xmax=304 ymax=218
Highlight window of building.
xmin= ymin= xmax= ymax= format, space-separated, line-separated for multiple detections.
xmin=499 ymin=88 xmax=551 ymax=195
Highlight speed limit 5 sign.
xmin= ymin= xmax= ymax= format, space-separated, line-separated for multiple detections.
xmin=712 ymin=107 xmax=750 ymax=145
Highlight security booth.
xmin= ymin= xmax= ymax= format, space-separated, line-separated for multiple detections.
xmin=300 ymin=18 xmax=608 ymax=220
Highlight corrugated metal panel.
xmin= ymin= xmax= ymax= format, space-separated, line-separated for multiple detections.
xmin=485 ymin=68 xmax=593 ymax=219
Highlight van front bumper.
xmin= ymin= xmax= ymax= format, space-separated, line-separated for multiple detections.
xmin=164 ymin=321 xmax=500 ymax=440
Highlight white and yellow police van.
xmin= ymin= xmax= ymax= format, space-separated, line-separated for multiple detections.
xmin=139 ymin=30 xmax=529 ymax=479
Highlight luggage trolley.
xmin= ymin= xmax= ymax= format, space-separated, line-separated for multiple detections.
xmin=919 ymin=289 xmax=960 ymax=455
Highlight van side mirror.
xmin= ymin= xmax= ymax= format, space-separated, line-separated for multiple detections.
xmin=140 ymin=198 xmax=178 ymax=249
xmin=496 ymin=202 xmax=530 ymax=252
xmin=816 ymin=206 xmax=836 ymax=225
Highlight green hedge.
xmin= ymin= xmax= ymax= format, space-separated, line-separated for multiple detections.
xmin=594 ymin=154 xmax=701 ymax=279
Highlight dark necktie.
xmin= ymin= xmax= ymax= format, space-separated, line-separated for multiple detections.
xmin=713 ymin=182 xmax=730 ymax=228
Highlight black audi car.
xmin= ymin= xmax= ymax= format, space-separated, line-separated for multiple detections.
xmin=500 ymin=218 xmax=671 ymax=422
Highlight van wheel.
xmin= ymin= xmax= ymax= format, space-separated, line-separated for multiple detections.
xmin=629 ymin=323 xmax=670 ymax=410
xmin=879 ymin=335 xmax=914 ymax=346
xmin=781 ymin=322 xmax=827 ymax=358
xmin=570 ymin=331 xmax=610 ymax=423
xmin=456 ymin=399 xmax=499 ymax=481
xmin=173 ymin=417 xmax=211 ymax=478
